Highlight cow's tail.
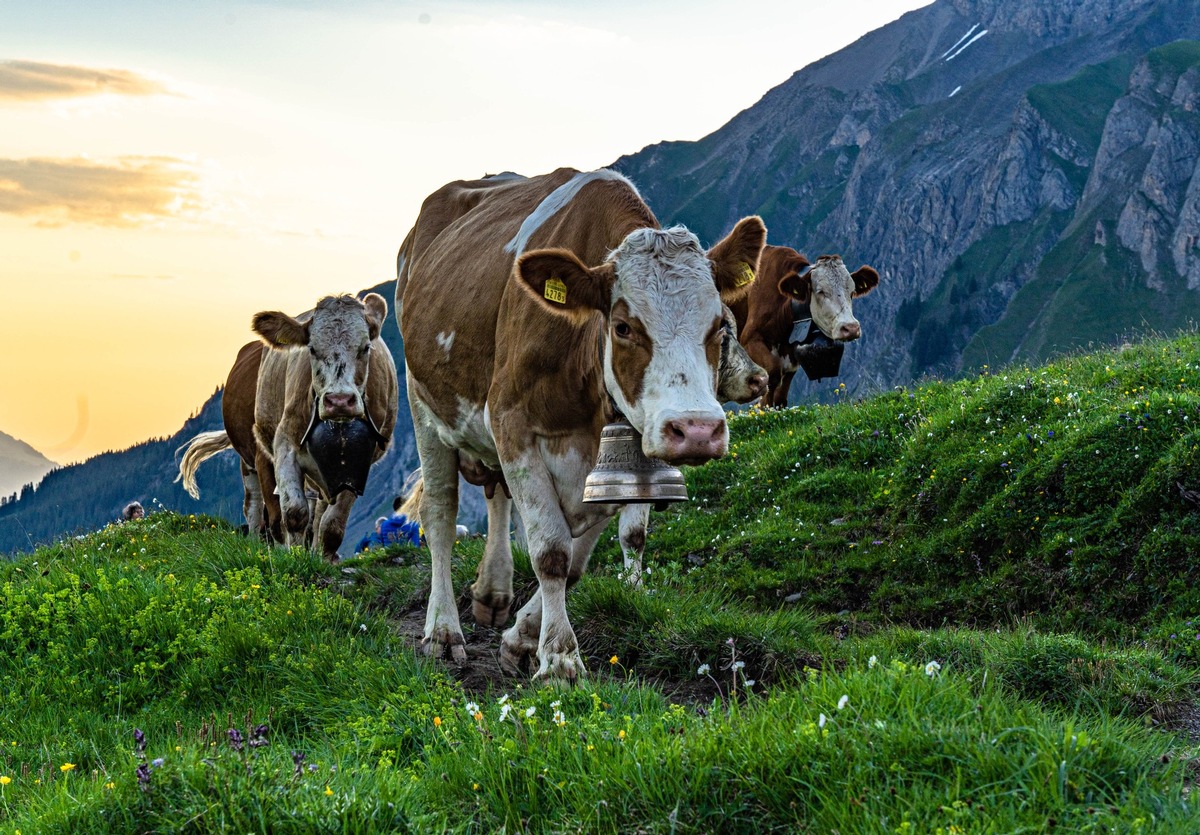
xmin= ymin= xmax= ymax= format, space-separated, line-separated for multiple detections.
xmin=175 ymin=430 xmax=234 ymax=500
xmin=397 ymin=469 xmax=423 ymax=523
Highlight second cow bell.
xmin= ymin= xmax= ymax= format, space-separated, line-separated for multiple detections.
xmin=582 ymin=418 xmax=688 ymax=509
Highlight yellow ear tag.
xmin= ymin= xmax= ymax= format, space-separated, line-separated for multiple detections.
xmin=544 ymin=277 xmax=567 ymax=304
xmin=735 ymin=263 xmax=755 ymax=287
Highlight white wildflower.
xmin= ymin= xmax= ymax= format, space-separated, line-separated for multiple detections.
xmin=925 ymin=660 xmax=942 ymax=677
xmin=697 ymin=664 xmax=711 ymax=676
xmin=868 ymin=655 xmax=878 ymax=669
xmin=837 ymin=695 xmax=849 ymax=711
xmin=818 ymin=713 xmax=827 ymax=728
xmin=525 ymin=706 xmax=536 ymax=718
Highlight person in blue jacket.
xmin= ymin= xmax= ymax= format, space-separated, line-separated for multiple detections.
xmin=355 ymin=494 xmax=421 ymax=553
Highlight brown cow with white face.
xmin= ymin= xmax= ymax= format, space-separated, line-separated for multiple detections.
xmin=400 ymin=168 xmax=765 ymax=679
xmin=731 ymin=246 xmax=879 ymax=408
xmin=252 ymin=293 xmax=399 ymax=560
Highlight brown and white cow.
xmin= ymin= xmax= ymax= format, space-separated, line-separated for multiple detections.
xmin=177 ymin=340 xmax=286 ymax=541
xmin=399 ymin=167 xmax=765 ymax=679
xmin=249 ymin=293 xmax=399 ymax=560
xmin=730 ymin=246 xmax=879 ymax=408
xmin=396 ymin=175 xmax=766 ymax=592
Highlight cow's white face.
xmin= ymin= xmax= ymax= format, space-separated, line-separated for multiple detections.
xmin=516 ymin=218 xmax=766 ymax=465
xmin=253 ymin=293 xmax=388 ymax=420
xmin=716 ymin=303 xmax=767 ymax=404
xmin=603 ymin=227 xmax=728 ymax=463
xmin=785 ymin=255 xmax=879 ymax=343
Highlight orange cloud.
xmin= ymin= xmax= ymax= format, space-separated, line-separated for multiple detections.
xmin=0 ymin=157 xmax=200 ymax=227
xmin=0 ymin=60 xmax=168 ymax=102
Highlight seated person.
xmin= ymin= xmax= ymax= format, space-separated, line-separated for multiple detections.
xmin=355 ymin=496 xmax=421 ymax=553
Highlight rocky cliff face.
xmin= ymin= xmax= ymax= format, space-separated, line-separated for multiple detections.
xmin=614 ymin=0 xmax=1200 ymax=393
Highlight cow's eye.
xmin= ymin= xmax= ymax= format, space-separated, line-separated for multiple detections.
xmin=613 ymin=322 xmax=632 ymax=339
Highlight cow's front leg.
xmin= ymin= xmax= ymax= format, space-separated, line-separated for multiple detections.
xmin=411 ymin=396 xmax=466 ymax=662
xmin=618 ymin=503 xmax=648 ymax=587
xmin=316 ymin=491 xmax=354 ymax=562
xmin=471 ymin=491 xmax=514 ymax=627
xmin=500 ymin=512 xmax=607 ymax=679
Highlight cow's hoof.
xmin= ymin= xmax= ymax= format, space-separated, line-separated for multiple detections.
xmin=471 ymin=594 xmax=512 ymax=628
xmin=499 ymin=630 xmax=538 ymax=675
xmin=532 ymin=650 xmax=586 ymax=683
xmin=499 ymin=642 xmax=529 ymax=676
xmin=422 ymin=634 xmax=467 ymax=663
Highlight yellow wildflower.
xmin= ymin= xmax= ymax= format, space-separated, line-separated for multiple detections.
xmin=325 ymin=786 xmax=334 ymax=796
xmin=60 ymin=763 xmax=76 ymax=773
xmin=0 ymin=775 xmax=10 ymax=785
xmin=433 ymin=716 xmax=442 ymax=727
xmin=609 ymin=655 xmax=619 ymax=665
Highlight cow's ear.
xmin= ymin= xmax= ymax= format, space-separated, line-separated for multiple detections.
xmin=362 ymin=292 xmax=388 ymax=340
xmin=516 ymin=248 xmax=613 ymax=320
xmin=708 ymin=216 xmax=767 ymax=303
xmin=779 ymin=267 xmax=812 ymax=303
xmin=852 ymin=265 xmax=879 ymax=298
xmin=252 ymin=311 xmax=309 ymax=349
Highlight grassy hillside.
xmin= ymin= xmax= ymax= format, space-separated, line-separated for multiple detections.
xmin=4 ymin=334 xmax=1200 ymax=831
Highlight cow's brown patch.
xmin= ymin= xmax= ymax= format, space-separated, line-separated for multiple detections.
xmin=609 ymin=299 xmax=651 ymax=407
xmin=537 ymin=546 xmax=570 ymax=580
xmin=620 ymin=526 xmax=645 ymax=554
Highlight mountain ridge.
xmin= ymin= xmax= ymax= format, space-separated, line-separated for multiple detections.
xmin=0 ymin=430 xmax=58 ymax=501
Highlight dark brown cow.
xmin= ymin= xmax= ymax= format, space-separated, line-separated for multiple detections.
xmin=177 ymin=340 xmax=282 ymax=540
xmin=399 ymin=167 xmax=765 ymax=679
xmin=730 ymin=246 xmax=879 ymax=408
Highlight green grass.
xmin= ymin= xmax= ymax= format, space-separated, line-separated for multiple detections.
xmin=6 ymin=335 xmax=1200 ymax=831
xmin=1027 ymin=54 xmax=1136 ymax=154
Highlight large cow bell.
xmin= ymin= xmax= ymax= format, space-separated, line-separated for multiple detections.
xmin=301 ymin=401 xmax=388 ymax=498
xmin=583 ymin=418 xmax=688 ymax=508
xmin=789 ymin=319 xmax=845 ymax=382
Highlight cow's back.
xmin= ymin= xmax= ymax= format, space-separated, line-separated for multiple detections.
xmin=224 ymin=340 xmax=263 ymax=465
xmin=400 ymin=168 xmax=581 ymax=424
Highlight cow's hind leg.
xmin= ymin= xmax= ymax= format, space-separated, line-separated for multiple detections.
xmin=618 ymin=503 xmax=648 ymax=587
xmin=240 ymin=459 xmax=267 ymax=539
xmin=471 ymin=491 xmax=514 ymax=627
xmin=316 ymin=492 xmax=354 ymax=561
xmin=411 ymin=396 xmax=466 ymax=662
xmin=256 ymin=446 xmax=284 ymax=544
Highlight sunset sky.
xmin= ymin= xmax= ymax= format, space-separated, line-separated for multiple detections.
xmin=1 ymin=0 xmax=929 ymax=466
